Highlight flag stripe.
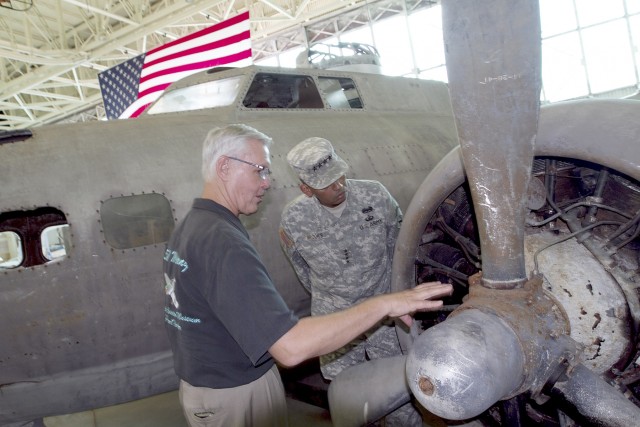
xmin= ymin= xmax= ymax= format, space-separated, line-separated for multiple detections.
xmin=137 ymin=83 xmax=172 ymax=100
xmin=127 ymin=104 xmax=154 ymax=120
xmin=140 ymin=34 xmax=251 ymax=83
xmin=137 ymin=49 xmax=252 ymax=99
xmin=141 ymin=27 xmax=247 ymax=70
xmin=139 ymin=47 xmax=252 ymax=89
xmin=143 ymin=26 xmax=250 ymax=69
xmin=143 ymin=31 xmax=250 ymax=70
xmin=139 ymin=40 xmax=250 ymax=90
xmin=99 ymin=12 xmax=251 ymax=120
xmin=146 ymin=11 xmax=249 ymax=57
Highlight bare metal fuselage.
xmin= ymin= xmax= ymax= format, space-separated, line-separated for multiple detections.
xmin=4 ymin=58 xmax=640 ymax=427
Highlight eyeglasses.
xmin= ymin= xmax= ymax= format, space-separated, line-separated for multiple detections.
xmin=226 ymin=156 xmax=272 ymax=180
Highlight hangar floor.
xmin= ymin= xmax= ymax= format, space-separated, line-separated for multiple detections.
xmin=43 ymin=361 xmax=333 ymax=427
xmin=40 ymin=360 xmax=449 ymax=427
xmin=42 ymin=391 xmax=332 ymax=427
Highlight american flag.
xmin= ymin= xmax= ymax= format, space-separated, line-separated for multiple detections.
xmin=99 ymin=11 xmax=251 ymax=120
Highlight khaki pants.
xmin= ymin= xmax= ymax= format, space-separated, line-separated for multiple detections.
xmin=179 ymin=365 xmax=288 ymax=427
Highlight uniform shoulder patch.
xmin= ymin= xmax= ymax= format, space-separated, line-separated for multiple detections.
xmin=279 ymin=227 xmax=294 ymax=248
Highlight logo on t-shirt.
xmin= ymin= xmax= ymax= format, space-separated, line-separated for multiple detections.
xmin=164 ymin=273 xmax=179 ymax=309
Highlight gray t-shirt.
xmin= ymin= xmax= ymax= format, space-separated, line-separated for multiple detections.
xmin=164 ymin=198 xmax=298 ymax=388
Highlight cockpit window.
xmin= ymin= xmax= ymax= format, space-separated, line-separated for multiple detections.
xmin=318 ymin=77 xmax=363 ymax=109
xmin=243 ymin=73 xmax=324 ymax=108
xmin=146 ymin=75 xmax=243 ymax=114
xmin=101 ymin=193 xmax=174 ymax=249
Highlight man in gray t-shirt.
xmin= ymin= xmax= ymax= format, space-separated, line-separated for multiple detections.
xmin=280 ymin=137 xmax=422 ymax=426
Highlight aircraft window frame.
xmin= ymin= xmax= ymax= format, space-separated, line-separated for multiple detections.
xmin=318 ymin=77 xmax=363 ymax=109
xmin=243 ymin=73 xmax=325 ymax=109
xmin=0 ymin=231 xmax=23 ymax=269
xmin=146 ymin=75 xmax=243 ymax=115
xmin=100 ymin=193 xmax=175 ymax=250
xmin=41 ymin=224 xmax=71 ymax=262
xmin=0 ymin=207 xmax=69 ymax=268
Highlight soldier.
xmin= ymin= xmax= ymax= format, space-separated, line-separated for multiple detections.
xmin=279 ymin=137 xmax=422 ymax=426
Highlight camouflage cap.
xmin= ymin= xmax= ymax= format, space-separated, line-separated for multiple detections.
xmin=287 ymin=137 xmax=349 ymax=189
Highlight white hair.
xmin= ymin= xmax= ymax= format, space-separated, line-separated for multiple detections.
xmin=201 ymin=124 xmax=273 ymax=182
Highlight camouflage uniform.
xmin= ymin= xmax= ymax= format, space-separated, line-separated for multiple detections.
xmin=280 ymin=180 xmax=423 ymax=426
xmin=279 ymin=179 xmax=402 ymax=379
xmin=281 ymin=138 xmax=423 ymax=426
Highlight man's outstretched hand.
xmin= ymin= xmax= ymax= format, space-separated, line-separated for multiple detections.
xmin=386 ymin=281 xmax=453 ymax=327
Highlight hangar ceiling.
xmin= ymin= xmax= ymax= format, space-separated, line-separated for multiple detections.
xmin=0 ymin=0 xmax=436 ymax=131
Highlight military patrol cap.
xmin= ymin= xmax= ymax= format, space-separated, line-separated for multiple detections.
xmin=287 ymin=137 xmax=349 ymax=189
